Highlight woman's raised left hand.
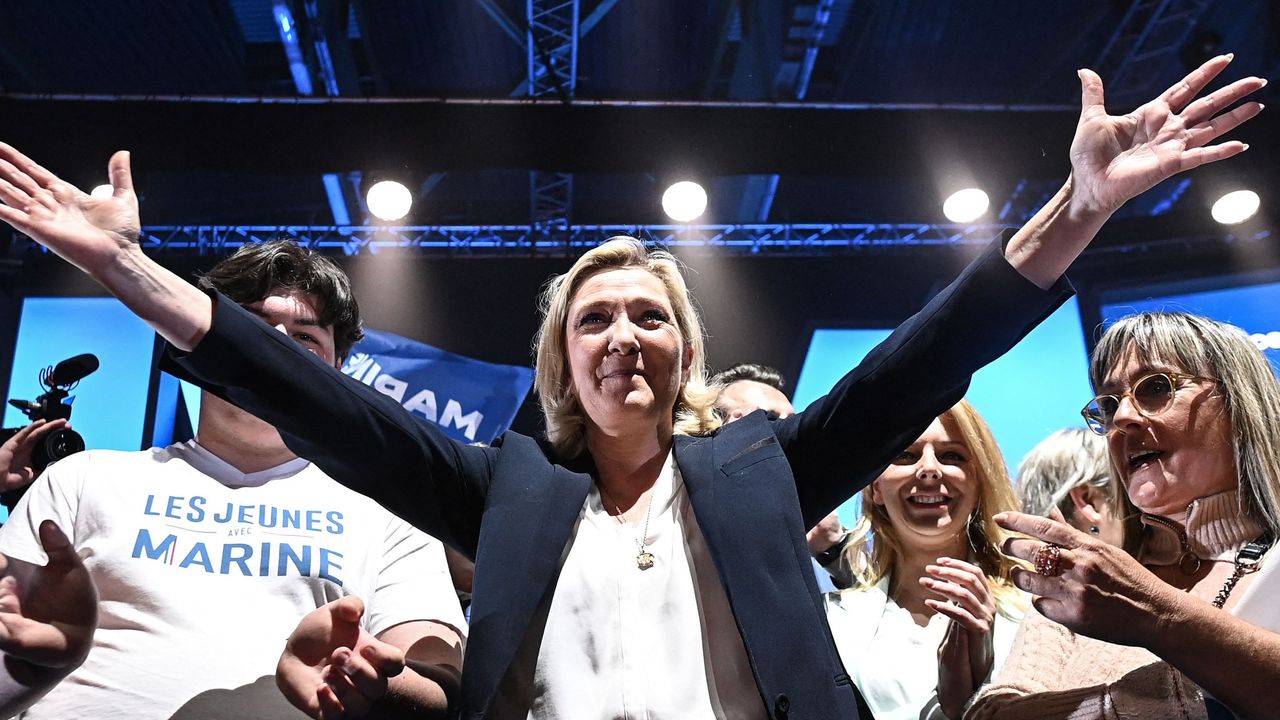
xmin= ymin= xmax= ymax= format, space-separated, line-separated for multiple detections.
xmin=996 ymin=511 xmax=1180 ymax=648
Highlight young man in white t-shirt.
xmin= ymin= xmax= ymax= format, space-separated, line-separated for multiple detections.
xmin=0 ymin=240 xmax=466 ymax=719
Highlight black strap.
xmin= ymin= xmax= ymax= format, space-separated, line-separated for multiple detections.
xmin=1202 ymin=532 xmax=1272 ymax=718
xmin=814 ymin=531 xmax=851 ymax=567
xmin=1237 ymin=530 xmax=1274 ymax=568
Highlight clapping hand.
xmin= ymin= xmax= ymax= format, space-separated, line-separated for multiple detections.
xmin=923 ymin=557 xmax=998 ymax=718
xmin=0 ymin=520 xmax=97 ymax=679
xmin=277 ymin=595 xmax=406 ymax=719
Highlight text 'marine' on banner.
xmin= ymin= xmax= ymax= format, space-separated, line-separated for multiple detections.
xmin=341 ymin=329 xmax=534 ymax=444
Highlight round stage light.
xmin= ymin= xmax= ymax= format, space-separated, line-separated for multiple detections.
xmin=366 ymin=180 xmax=413 ymax=222
xmin=942 ymin=188 xmax=989 ymax=223
xmin=1211 ymin=189 xmax=1259 ymax=225
xmin=662 ymin=181 xmax=708 ymax=222
xmin=90 ymin=184 xmax=114 ymax=199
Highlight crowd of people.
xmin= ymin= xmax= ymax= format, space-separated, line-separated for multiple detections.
xmin=0 ymin=54 xmax=1273 ymax=720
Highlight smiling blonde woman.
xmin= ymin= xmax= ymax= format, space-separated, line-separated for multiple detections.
xmin=826 ymin=400 xmax=1026 ymax=720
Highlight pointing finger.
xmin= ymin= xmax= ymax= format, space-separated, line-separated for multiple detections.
xmin=994 ymin=511 xmax=1085 ymax=547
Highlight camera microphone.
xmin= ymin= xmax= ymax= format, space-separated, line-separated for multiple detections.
xmin=2 ymin=354 xmax=98 ymax=506
xmin=45 ymin=353 xmax=100 ymax=388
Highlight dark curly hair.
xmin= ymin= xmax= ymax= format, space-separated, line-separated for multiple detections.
xmin=197 ymin=239 xmax=364 ymax=360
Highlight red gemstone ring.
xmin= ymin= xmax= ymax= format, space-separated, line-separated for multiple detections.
xmin=1034 ymin=543 xmax=1063 ymax=577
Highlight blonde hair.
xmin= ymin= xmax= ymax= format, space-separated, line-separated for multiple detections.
xmin=1090 ymin=312 xmax=1280 ymax=543
xmin=840 ymin=399 xmax=1027 ymax=617
xmin=533 ymin=237 xmax=722 ymax=458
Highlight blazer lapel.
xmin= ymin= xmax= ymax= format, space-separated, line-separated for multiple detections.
xmin=464 ymin=433 xmax=591 ymax=715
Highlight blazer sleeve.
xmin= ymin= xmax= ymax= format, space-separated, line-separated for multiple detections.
xmin=773 ymin=237 xmax=1073 ymax=527
xmin=162 ymin=292 xmax=493 ymax=557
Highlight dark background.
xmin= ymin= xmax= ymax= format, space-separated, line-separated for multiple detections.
xmin=3 ymin=0 xmax=1279 ymax=436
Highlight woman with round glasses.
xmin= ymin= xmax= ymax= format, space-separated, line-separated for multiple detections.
xmin=825 ymin=400 xmax=1026 ymax=720
xmin=969 ymin=311 xmax=1280 ymax=720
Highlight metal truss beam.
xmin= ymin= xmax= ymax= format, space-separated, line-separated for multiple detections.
xmin=711 ymin=0 xmax=850 ymax=223
xmin=776 ymin=0 xmax=842 ymax=100
xmin=273 ymin=0 xmax=365 ymax=224
xmin=527 ymin=0 xmax=579 ymax=99
xmin=1077 ymin=0 xmax=1213 ymax=221
xmin=530 ymin=172 xmax=574 ymax=228
xmin=480 ymin=0 xmax=607 ymax=227
xmin=479 ymin=0 xmax=614 ymax=53
xmin=525 ymin=0 xmax=580 ymax=229
xmin=579 ymin=0 xmax=619 ymax=36
xmin=1093 ymin=0 xmax=1213 ymax=105
xmin=20 ymin=223 xmax=1009 ymax=258
xmin=11 ymin=224 xmax=1270 ymax=261
xmin=1001 ymin=0 xmax=1211 ymax=230
xmin=750 ymin=0 xmax=844 ymax=222
xmin=475 ymin=0 xmax=526 ymax=47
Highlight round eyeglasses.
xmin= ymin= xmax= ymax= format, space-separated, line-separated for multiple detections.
xmin=1081 ymin=372 xmax=1217 ymax=436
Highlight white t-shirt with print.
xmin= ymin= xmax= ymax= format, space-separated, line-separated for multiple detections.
xmin=0 ymin=441 xmax=465 ymax=720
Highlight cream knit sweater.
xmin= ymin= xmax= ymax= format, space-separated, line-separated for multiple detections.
xmin=966 ymin=489 xmax=1276 ymax=720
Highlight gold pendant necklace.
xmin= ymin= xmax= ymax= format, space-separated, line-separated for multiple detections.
xmin=600 ymin=484 xmax=656 ymax=570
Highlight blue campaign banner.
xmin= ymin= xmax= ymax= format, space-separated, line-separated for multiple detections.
xmin=340 ymin=329 xmax=534 ymax=444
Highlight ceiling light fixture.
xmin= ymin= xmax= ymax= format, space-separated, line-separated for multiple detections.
xmin=662 ymin=181 xmax=708 ymax=223
xmin=942 ymin=188 xmax=989 ymax=223
xmin=1211 ymin=189 xmax=1260 ymax=225
xmin=366 ymin=180 xmax=413 ymax=222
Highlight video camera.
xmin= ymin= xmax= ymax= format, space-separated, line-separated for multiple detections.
xmin=1 ymin=353 xmax=97 ymax=509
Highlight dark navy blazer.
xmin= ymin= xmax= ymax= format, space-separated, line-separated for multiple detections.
xmin=166 ymin=239 xmax=1070 ymax=719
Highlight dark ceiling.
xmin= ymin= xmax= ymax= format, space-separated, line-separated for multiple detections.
xmin=0 ymin=0 xmax=1277 ymax=252
xmin=3 ymin=0 xmax=1280 ymax=438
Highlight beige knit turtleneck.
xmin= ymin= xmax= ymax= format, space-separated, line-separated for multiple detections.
xmin=1138 ymin=489 xmax=1266 ymax=566
xmin=966 ymin=488 xmax=1274 ymax=720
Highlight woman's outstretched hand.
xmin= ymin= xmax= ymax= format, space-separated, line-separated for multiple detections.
xmin=0 ymin=143 xmax=212 ymax=351
xmin=1069 ymin=54 xmax=1264 ymax=216
xmin=0 ymin=144 xmax=141 ymax=275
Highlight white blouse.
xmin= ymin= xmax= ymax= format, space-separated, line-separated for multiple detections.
xmin=492 ymin=451 xmax=767 ymax=719
xmin=826 ymin=575 xmax=1021 ymax=720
